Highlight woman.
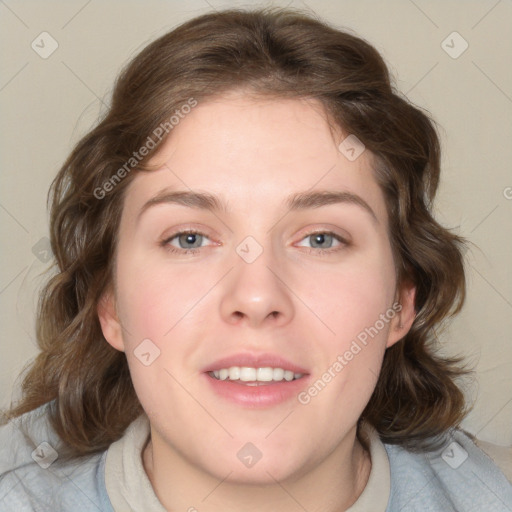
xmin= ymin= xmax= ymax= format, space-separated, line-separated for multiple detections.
xmin=1 ymin=7 xmax=511 ymax=511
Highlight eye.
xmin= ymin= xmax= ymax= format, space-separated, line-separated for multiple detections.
xmin=161 ymin=230 xmax=212 ymax=254
xmin=160 ymin=229 xmax=348 ymax=256
xmin=295 ymin=231 xmax=348 ymax=254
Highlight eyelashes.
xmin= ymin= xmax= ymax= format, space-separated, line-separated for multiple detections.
xmin=161 ymin=230 xmax=208 ymax=255
xmin=160 ymin=229 xmax=350 ymax=257
xmin=295 ymin=231 xmax=347 ymax=254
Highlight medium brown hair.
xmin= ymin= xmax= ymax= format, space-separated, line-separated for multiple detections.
xmin=3 ymin=7 xmax=470 ymax=455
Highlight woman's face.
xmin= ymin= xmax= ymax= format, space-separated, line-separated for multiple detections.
xmin=99 ymin=92 xmax=415 ymax=484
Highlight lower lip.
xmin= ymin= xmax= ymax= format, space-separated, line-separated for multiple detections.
xmin=202 ymin=373 xmax=310 ymax=408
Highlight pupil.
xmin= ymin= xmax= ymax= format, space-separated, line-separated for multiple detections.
xmin=180 ymin=233 xmax=201 ymax=248
xmin=312 ymin=233 xmax=331 ymax=248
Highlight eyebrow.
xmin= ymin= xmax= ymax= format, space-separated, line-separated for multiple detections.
xmin=137 ymin=188 xmax=378 ymax=224
xmin=286 ymin=190 xmax=378 ymax=224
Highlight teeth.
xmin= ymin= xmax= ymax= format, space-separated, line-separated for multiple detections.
xmin=273 ymin=367 xmax=284 ymax=380
xmin=209 ymin=366 xmax=304 ymax=382
xmin=257 ymin=367 xmax=273 ymax=381
xmin=228 ymin=367 xmax=240 ymax=380
xmin=240 ymin=367 xmax=257 ymax=381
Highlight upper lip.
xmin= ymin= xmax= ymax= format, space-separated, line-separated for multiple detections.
xmin=202 ymin=352 xmax=309 ymax=374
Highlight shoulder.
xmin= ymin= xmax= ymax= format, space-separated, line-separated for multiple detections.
xmin=0 ymin=402 xmax=114 ymax=512
xmin=383 ymin=429 xmax=512 ymax=511
xmin=474 ymin=437 xmax=512 ymax=482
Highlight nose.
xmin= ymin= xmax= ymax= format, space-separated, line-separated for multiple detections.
xmin=219 ymin=247 xmax=295 ymax=329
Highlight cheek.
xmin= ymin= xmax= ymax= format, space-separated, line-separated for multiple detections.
xmin=113 ymin=258 xmax=204 ymax=418
xmin=307 ymin=243 xmax=397 ymax=345
xmin=295 ymin=243 xmax=396 ymax=411
xmin=112 ymin=250 xmax=216 ymax=407
xmin=114 ymin=251 xmax=212 ymax=344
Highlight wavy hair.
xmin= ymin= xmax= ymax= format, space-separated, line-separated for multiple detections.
xmin=2 ymin=7 xmax=469 ymax=455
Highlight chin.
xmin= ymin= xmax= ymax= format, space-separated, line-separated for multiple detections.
xmin=200 ymin=450 xmax=303 ymax=486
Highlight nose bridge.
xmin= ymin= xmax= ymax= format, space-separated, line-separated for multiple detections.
xmin=219 ymin=235 xmax=294 ymax=327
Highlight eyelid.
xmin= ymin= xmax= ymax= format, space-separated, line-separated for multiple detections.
xmin=294 ymin=230 xmax=349 ymax=251
xmin=161 ymin=228 xmax=216 ymax=248
xmin=160 ymin=224 xmax=216 ymax=242
xmin=158 ymin=225 xmax=218 ymax=258
xmin=293 ymin=225 xmax=352 ymax=245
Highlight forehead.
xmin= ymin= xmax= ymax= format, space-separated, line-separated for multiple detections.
xmin=122 ymin=93 xmax=388 ymax=226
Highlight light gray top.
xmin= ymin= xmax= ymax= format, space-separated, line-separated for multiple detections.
xmin=1 ymin=402 xmax=511 ymax=511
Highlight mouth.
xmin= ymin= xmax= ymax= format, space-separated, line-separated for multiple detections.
xmin=207 ymin=366 xmax=305 ymax=385
xmin=202 ymin=354 xmax=310 ymax=407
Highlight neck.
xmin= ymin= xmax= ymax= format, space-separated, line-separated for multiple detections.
xmin=142 ymin=426 xmax=371 ymax=512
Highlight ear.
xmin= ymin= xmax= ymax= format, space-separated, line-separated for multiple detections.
xmin=97 ymin=288 xmax=125 ymax=352
xmin=386 ymin=279 xmax=416 ymax=348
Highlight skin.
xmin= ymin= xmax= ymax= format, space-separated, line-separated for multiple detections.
xmin=98 ymin=91 xmax=416 ymax=512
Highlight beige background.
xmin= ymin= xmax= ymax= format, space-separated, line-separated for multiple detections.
xmin=0 ymin=0 xmax=511 ymax=446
